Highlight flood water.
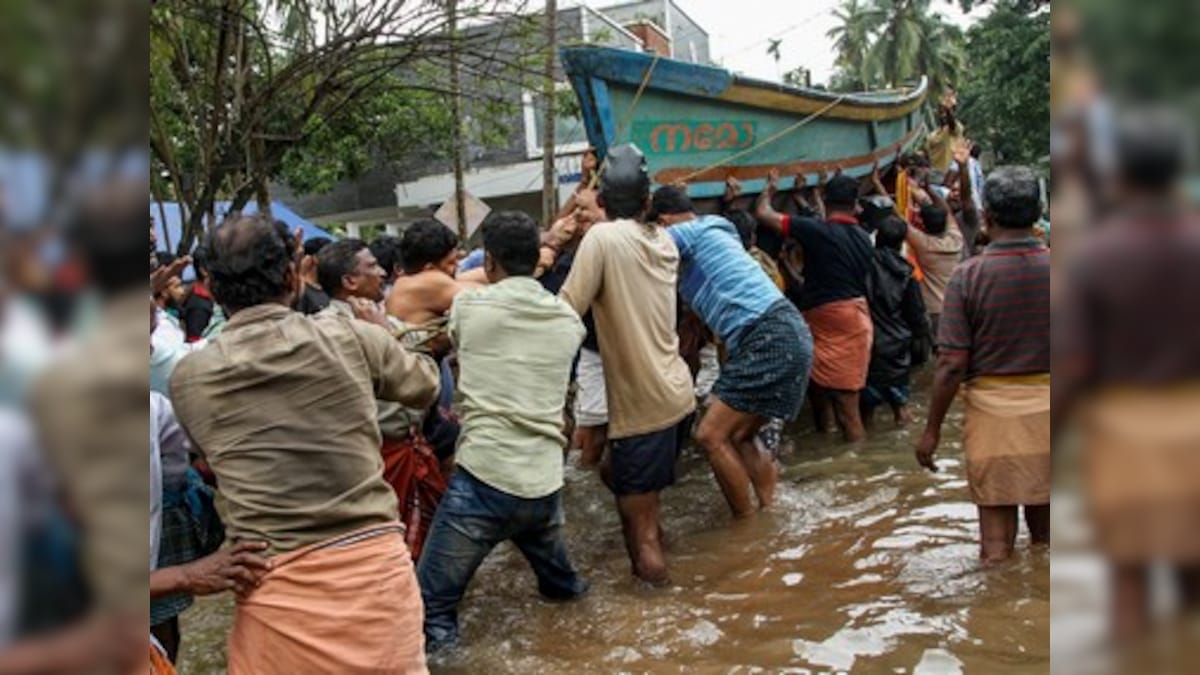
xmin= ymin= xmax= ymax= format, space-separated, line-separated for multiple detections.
xmin=180 ymin=370 xmax=1050 ymax=673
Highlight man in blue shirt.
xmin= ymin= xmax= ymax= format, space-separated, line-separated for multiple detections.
xmin=653 ymin=186 xmax=813 ymax=517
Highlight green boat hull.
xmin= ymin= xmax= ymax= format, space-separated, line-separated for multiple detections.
xmin=562 ymin=46 xmax=929 ymax=198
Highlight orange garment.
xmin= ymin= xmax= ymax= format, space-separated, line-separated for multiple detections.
xmin=894 ymin=174 xmax=926 ymax=283
xmin=962 ymin=374 xmax=1051 ymax=506
xmin=228 ymin=524 xmax=428 ymax=675
xmin=381 ymin=435 xmax=447 ymax=561
xmin=150 ymin=642 xmax=177 ymax=675
xmin=802 ymin=297 xmax=873 ymax=391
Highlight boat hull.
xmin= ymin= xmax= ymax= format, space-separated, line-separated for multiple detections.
xmin=561 ymin=46 xmax=928 ymax=198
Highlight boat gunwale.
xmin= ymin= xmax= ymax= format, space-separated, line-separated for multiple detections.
xmin=559 ymin=45 xmax=928 ymax=114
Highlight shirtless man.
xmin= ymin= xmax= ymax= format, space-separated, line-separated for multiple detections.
xmin=386 ymin=220 xmax=482 ymax=326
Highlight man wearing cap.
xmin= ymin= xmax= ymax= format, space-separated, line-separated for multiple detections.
xmin=756 ymin=169 xmax=875 ymax=442
xmin=559 ymin=144 xmax=695 ymax=585
xmin=652 ymin=185 xmax=812 ymax=518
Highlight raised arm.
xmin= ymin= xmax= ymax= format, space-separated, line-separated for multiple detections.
xmin=754 ymin=168 xmax=786 ymax=232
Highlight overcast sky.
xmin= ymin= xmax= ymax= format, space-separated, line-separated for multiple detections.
xmin=559 ymin=0 xmax=991 ymax=85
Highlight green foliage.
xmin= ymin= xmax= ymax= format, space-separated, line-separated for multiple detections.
xmin=825 ymin=0 xmax=964 ymax=92
xmin=956 ymin=1 xmax=1049 ymax=166
xmin=278 ymin=83 xmax=454 ymax=195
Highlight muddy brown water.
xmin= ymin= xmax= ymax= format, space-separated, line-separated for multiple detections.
xmin=180 ymin=372 xmax=1049 ymax=673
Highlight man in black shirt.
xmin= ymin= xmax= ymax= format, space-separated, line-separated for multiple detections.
xmin=180 ymin=245 xmax=215 ymax=341
xmin=756 ymin=171 xmax=875 ymax=441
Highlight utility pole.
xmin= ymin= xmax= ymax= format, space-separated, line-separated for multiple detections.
xmin=540 ymin=0 xmax=558 ymax=224
xmin=447 ymin=0 xmax=467 ymax=240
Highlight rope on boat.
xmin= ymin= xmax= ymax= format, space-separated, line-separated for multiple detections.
xmin=675 ymin=94 xmax=849 ymax=184
xmin=588 ymin=53 xmax=663 ymax=190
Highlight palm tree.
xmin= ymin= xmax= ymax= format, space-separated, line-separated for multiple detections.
xmin=863 ymin=0 xmax=928 ymax=89
xmin=825 ymin=0 xmax=881 ymax=90
xmin=913 ymin=15 xmax=965 ymax=97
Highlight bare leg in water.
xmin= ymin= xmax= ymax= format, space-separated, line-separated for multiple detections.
xmin=732 ymin=415 xmax=777 ymax=509
xmin=615 ymin=492 xmax=669 ymax=585
xmin=694 ymin=398 xmax=756 ymax=518
xmin=1111 ymin=564 xmax=1150 ymax=639
xmin=830 ymin=389 xmax=866 ymax=442
xmin=1024 ymin=504 xmax=1050 ymax=544
xmin=978 ymin=505 xmax=1018 ymax=562
xmin=810 ymin=385 xmax=837 ymax=433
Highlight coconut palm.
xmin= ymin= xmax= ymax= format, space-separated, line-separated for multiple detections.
xmin=825 ymin=0 xmax=881 ymax=90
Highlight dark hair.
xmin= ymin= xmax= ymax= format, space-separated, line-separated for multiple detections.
xmin=919 ymin=204 xmax=948 ymax=235
xmin=67 ymin=187 xmax=151 ymax=295
xmin=824 ymin=174 xmax=860 ymax=210
xmin=369 ymin=235 xmax=404 ymax=279
xmin=983 ymin=166 xmax=1041 ymax=230
xmin=191 ymin=244 xmax=211 ymax=278
xmin=724 ymin=209 xmax=756 ymax=250
xmin=316 ymin=238 xmax=368 ymax=297
xmin=303 ymin=236 xmax=332 ymax=257
xmin=970 ymin=143 xmax=982 ymax=160
xmin=599 ymin=143 xmax=650 ymax=220
xmin=1115 ymin=107 xmax=1188 ymax=191
xmin=156 ymin=251 xmax=177 ymax=268
xmin=481 ymin=211 xmax=540 ymax=277
xmin=207 ymin=214 xmax=296 ymax=312
xmin=400 ymin=219 xmax=459 ymax=274
xmin=651 ymin=185 xmax=694 ymax=217
xmin=875 ymin=214 xmax=908 ymax=250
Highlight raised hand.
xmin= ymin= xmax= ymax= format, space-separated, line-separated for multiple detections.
xmin=350 ymin=297 xmax=389 ymax=328
xmin=723 ymin=175 xmax=742 ymax=201
xmin=952 ymin=138 xmax=973 ymax=166
xmin=766 ymin=167 xmax=781 ymax=193
xmin=151 ymin=254 xmax=191 ymax=296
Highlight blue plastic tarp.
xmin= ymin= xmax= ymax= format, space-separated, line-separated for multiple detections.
xmin=150 ymin=200 xmax=333 ymax=254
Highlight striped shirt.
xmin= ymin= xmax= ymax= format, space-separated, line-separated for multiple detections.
xmin=938 ymin=237 xmax=1050 ymax=378
xmin=668 ymin=215 xmax=784 ymax=350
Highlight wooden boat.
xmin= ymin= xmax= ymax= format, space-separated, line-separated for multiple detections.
xmin=561 ymin=45 xmax=929 ymax=199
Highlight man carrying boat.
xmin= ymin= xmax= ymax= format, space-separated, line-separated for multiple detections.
xmin=651 ymin=185 xmax=812 ymax=517
xmin=756 ymin=170 xmax=875 ymax=442
xmin=169 ymin=215 xmax=440 ymax=673
xmin=417 ymin=211 xmax=589 ymax=650
xmin=559 ymin=143 xmax=695 ymax=585
xmin=915 ymin=166 xmax=1051 ymax=562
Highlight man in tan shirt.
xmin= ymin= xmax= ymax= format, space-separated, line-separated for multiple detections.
xmin=560 ymin=144 xmax=695 ymax=585
xmin=169 ymin=215 xmax=440 ymax=673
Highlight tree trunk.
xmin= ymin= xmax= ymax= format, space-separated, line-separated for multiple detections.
xmin=447 ymin=0 xmax=467 ymax=241
xmin=540 ymin=0 xmax=558 ymax=225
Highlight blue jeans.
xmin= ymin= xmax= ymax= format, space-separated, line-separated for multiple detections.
xmin=416 ymin=469 xmax=588 ymax=650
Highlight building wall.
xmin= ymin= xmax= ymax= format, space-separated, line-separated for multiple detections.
xmin=275 ymin=3 xmax=705 ymax=224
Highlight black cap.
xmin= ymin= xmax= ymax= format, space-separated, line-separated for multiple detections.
xmin=600 ymin=143 xmax=650 ymax=199
xmin=824 ymin=174 xmax=860 ymax=208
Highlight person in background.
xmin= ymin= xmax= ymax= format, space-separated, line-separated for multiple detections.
xmin=418 ymin=211 xmax=588 ymax=650
xmin=756 ymin=170 xmax=874 ymax=442
xmin=369 ymin=234 xmax=405 ymax=297
xmin=150 ymin=255 xmax=201 ymax=395
xmin=169 ymin=214 xmax=440 ymax=673
xmin=180 ymin=244 xmax=214 ymax=342
xmin=316 ymin=238 xmax=446 ymax=560
xmin=1054 ymin=109 xmax=1200 ymax=639
xmin=925 ymin=91 xmax=965 ymax=174
xmin=293 ymin=236 xmax=331 ymax=315
xmin=916 ymin=166 xmax=1051 ymax=563
xmin=559 ymin=144 xmax=695 ymax=585
xmin=386 ymin=221 xmax=481 ymax=326
xmin=863 ymin=215 xmax=930 ymax=428
xmin=904 ymin=148 xmax=967 ymax=339
xmin=653 ymin=186 xmax=812 ymax=517
xmin=153 ymin=252 xmax=187 ymax=325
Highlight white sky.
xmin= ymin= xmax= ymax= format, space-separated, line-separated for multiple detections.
xmin=559 ymin=0 xmax=992 ymax=85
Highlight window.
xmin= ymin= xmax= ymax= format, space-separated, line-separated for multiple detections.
xmin=522 ymin=84 xmax=590 ymax=159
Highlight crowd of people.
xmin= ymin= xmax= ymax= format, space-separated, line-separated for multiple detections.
xmin=145 ymin=97 xmax=1053 ymax=673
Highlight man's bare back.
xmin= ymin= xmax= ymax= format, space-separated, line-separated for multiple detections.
xmin=385 ymin=269 xmax=482 ymax=325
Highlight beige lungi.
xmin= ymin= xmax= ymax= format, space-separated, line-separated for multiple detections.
xmin=962 ymin=374 xmax=1051 ymax=506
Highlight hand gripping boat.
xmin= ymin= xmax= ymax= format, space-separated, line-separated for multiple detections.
xmin=561 ymin=45 xmax=928 ymax=198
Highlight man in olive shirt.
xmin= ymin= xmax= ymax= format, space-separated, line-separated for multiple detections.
xmin=169 ymin=215 xmax=440 ymax=673
xmin=417 ymin=212 xmax=589 ymax=650
xmin=560 ymin=144 xmax=696 ymax=585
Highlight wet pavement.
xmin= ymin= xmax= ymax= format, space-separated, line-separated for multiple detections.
xmin=180 ymin=371 xmax=1050 ymax=673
